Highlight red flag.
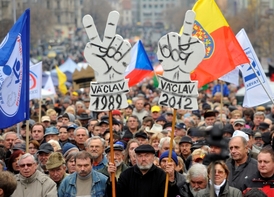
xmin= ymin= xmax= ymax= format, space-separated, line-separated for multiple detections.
xmin=180 ymin=0 xmax=249 ymax=87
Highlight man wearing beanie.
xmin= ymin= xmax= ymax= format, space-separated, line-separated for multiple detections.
xmin=159 ymin=150 xmax=189 ymax=197
xmin=58 ymin=151 xmax=107 ymax=197
xmin=107 ymin=144 xmax=178 ymax=197
xmin=46 ymin=152 xmax=68 ymax=189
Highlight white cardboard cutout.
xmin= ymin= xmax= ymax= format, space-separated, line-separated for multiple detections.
xmin=157 ymin=10 xmax=205 ymax=110
xmin=82 ymin=11 xmax=130 ymax=111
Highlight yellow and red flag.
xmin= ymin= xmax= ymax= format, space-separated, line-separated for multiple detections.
xmin=181 ymin=0 xmax=249 ymax=87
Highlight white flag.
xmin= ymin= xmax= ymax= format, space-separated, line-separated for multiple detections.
xmin=236 ymin=29 xmax=274 ymax=107
xmin=43 ymin=75 xmax=56 ymax=95
xmin=29 ymin=62 xmax=42 ymax=99
xmin=219 ymin=67 xmax=240 ymax=86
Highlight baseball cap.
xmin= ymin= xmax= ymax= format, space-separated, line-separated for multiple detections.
xmin=233 ymin=119 xmax=245 ymax=126
xmin=151 ymin=105 xmax=161 ymax=113
xmin=41 ymin=116 xmax=50 ymax=122
xmin=37 ymin=143 xmax=54 ymax=154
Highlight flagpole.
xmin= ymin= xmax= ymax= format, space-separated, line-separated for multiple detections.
xmin=249 ymin=63 xmax=274 ymax=104
xmin=108 ymin=111 xmax=116 ymax=197
xmin=12 ymin=0 xmax=16 ymax=23
xmin=39 ymin=99 xmax=42 ymax=123
xmin=26 ymin=120 xmax=29 ymax=153
xmin=164 ymin=109 xmax=177 ymax=197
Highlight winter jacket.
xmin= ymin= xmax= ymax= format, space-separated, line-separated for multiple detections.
xmin=226 ymin=155 xmax=257 ymax=191
xmin=196 ymin=180 xmax=242 ymax=197
xmin=106 ymin=164 xmax=178 ymax=197
xmin=11 ymin=170 xmax=57 ymax=197
xmin=58 ymin=170 xmax=107 ymax=197
xmin=242 ymin=171 xmax=274 ymax=197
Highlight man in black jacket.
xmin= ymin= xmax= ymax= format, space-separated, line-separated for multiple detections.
xmin=242 ymin=148 xmax=274 ymax=196
xmin=107 ymin=144 xmax=178 ymax=197
xmin=226 ymin=136 xmax=258 ymax=191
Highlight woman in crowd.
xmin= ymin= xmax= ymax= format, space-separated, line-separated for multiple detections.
xmin=123 ymin=139 xmax=140 ymax=166
xmin=7 ymin=150 xmax=24 ymax=174
xmin=65 ymin=152 xmax=77 ymax=174
xmin=149 ymin=132 xmax=164 ymax=157
xmin=28 ymin=140 xmax=39 ymax=155
xmin=196 ymin=160 xmax=242 ymax=197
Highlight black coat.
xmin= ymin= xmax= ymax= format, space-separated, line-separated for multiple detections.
xmin=106 ymin=164 xmax=178 ymax=197
xmin=226 ymin=155 xmax=257 ymax=191
xmin=242 ymin=171 xmax=274 ymax=196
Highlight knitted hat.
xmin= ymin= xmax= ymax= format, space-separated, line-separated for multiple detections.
xmin=159 ymin=151 xmax=178 ymax=165
xmin=62 ymin=143 xmax=79 ymax=157
xmin=46 ymin=152 xmax=65 ymax=170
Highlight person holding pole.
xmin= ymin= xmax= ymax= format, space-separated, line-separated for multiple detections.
xmin=107 ymin=144 xmax=178 ymax=197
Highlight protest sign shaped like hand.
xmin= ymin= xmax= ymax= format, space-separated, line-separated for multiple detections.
xmin=82 ymin=11 xmax=131 ymax=111
xmin=157 ymin=10 xmax=205 ymax=110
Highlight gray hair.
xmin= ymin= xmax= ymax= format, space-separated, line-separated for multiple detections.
xmin=74 ymin=126 xmax=89 ymax=136
xmin=85 ymin=136 xmax=105 ymax=148
xmin=17 ymin=153 xmax=37 ymax=165
xmin=75 ymin=101 xmax=86 ymax=110
xmin=158 ymin=137 xmax=176 ymax=150
xmin=2 ymin=132 xmax=17 ymax=140
xmin=186 ymin=163 xmax=208 ymax=183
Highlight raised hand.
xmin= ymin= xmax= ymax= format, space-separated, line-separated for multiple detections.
xmin=157 ymin=10 xmax=205 ymax=81
xmin=83 ymin=11 xmax=131 ymax=82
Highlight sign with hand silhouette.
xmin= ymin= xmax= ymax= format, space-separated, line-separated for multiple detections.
xmin=82 ymin=11 xmax=131 ymax=111
xmin=157 ymin=10 xmax=205 ymax=110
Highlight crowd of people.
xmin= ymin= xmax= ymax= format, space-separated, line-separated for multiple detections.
xmin=0 ymin=80 xmax=273 ymax=197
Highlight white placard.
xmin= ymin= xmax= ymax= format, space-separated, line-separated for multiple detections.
xmin=82 ymin=11 xmax=131 ymax=111
xmin=156 ymin=10 xmax=205 ymax=110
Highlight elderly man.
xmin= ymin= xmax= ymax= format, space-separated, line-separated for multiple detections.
xmin=226 ymin=136 xmax=258 ymax=191
xmin=85 ymin=136 xmax=108 ymax=171
xmin=58 ymin=151 xmax=107 ymax=197
xmin=243 ymin=148 xmax=274 ymax=196
xmin=37 ymin=142 xmax=54 ymax=174
xmin=158 ymin=136 xmax=176 ymax=156
xmin=46 ymin=152 xmax=68 ymax=189
xmin=107 ymin=144 xmax=178 ymax=197
xmin=0 ymin=171 xmax=17 ymax=197
xmin=11 ymin=153 xmax=57 ymax=197
xmin=74 ymin=127 xmax=89 ymax=151
xmin=186 ymin=163 xmax=208 ymax=197
xmin=99 ymin=144 xmax=128 ymax=179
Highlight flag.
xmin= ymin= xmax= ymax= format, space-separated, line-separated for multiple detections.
xmin=55 ymin=65 xmax=67 ymax=95
xmin=29 ymin=62 xmax=42 ymax=99
xmin=125 ymin=40 xmax=154 ymax=87
xmin=219 ymin=67 xmax=240 ymax=86
xmin=44 ymin=75 xmax=56 ymax=95
xmin=180 ymin=0 xmax=249 ymax=87
xmin=236 ymin=29 xmax=274 ymax=107
xmin=0 ymin=9 xmax=30 ymax=129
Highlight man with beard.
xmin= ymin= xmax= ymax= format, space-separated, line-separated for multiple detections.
xmin=98 ymin=144 xmax=128 ymax=179
xmin=107 ymin=144 xmax=178 ymax=197
xmin=58 ymin=151 xmax=107 ymax=197
xmin=85 ymin=136 xmax=108 ymax=171
xmin=186 ymin=163 xmax=208 ymax=197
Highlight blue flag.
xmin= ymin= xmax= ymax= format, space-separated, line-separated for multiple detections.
xmin=0 ymin=9 xmax=30 ymax=129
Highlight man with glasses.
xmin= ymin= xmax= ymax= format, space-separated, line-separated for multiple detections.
xmin=11 ymin=153 xmax=57 ymax=197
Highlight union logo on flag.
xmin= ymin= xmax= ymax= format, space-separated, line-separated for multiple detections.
xmin=192 ymin=21 xmax=214 ymax=59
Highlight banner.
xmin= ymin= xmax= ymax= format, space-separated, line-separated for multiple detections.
xmin=29 ymin=62 xmax=42 ymax=99
xmin=0 ymin=9 xmax=30 ymax=129
xmin=237 ymin=29 xmax=274 ymax=107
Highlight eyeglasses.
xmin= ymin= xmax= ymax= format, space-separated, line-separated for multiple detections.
xmin=19 ymin=163 xmax=35 ymax=168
